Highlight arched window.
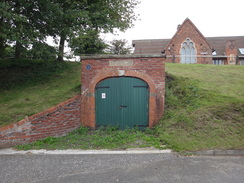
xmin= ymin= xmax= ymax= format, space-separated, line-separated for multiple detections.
xmin=180 ymin=38 xmax=196 ymax=64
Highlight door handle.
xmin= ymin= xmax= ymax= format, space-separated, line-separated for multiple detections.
xmin=119 ymin=105 xmax=127 ymax=109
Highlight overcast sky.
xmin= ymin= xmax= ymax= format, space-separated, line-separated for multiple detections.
xmin=103 ymin=0 xmax=244 ymax=43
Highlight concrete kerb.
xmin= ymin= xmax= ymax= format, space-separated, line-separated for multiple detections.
xmin=190 ymin=150 xmax=244 ymax=156
xmin=0 ymin=148 xmax=243 ymax=156
xmin=0 ymin=148 xmax=172 ymax=155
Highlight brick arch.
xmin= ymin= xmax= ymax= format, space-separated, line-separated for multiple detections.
xmin=87 ymin=69 xmax=158 ymax=128
xmin=89 ymin=69 xmax=156 ymax=93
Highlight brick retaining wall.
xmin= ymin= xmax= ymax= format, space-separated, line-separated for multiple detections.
xmin=0 ymin=95 xmax=81 ymax=148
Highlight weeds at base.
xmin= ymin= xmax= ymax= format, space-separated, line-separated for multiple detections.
xmin=16 ymin=126 xmax=167 ymax=150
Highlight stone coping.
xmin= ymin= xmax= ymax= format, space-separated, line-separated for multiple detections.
xmin=80 ymin=54 xmax=166 ymax=60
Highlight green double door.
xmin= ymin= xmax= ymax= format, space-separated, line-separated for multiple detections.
xmin=95 ymin=77 xmax=149 ymax=130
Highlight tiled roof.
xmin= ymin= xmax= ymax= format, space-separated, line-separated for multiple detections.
xmin=133 ymin=36 xmax=244 ymax=56
xmin=132 ymin=39 xmax=170 ymax=54
xmin=206 ymin=36 xmax=244 ymax=55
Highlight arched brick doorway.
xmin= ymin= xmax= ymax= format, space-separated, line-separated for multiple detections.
xmin=80 ymin=55 xmax=165 ymax=129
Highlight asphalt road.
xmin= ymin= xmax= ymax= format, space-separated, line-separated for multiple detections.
xmin=0 ymin=153 xmax=243 ymax=183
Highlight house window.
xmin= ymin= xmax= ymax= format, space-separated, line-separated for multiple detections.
xmin=212 ymin=60 xmax=223 ymax=65
xmin=239 ymin=48 xmax=244 ymax=54
xmin=180 ymin=38 xmax=196 ymax=64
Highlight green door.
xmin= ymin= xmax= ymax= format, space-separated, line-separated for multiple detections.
xmin=96 ymin=77 xmax=149 ymax=130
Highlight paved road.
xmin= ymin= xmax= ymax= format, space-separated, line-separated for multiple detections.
xmin=0 ymin=153 xmax=243 ymax=183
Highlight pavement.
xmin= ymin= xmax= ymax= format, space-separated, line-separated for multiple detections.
xmin=0 ymin=149 xmax=243 ymax=183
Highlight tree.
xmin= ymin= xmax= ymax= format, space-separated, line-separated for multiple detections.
xmin=48 ymin=0 xmax=139 ymax=61
xmin=70 ymin=29 xmax=107 ymax=55
xmin=0 ymin=1 xmax=14 ymax=57
xmin=0 ymin=44 xmax=15 ymax=58
xmin=0 ymin=0 xmax=54 ymax=59
xmin=107 ymin=39 xmax=132 ymax=55
xmin=26 ymin=42 xmax=57 ymax=60
xmin=0 ymin=0 xmax=139 ymax=60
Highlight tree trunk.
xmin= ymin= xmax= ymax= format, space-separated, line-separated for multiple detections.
xmin=0 ymin=37 xmax=5 ymax=57
xmin=57 ymin=34 xmax=66 ymax=62
xmin=15 ymin=41 xmax=22 ymax=59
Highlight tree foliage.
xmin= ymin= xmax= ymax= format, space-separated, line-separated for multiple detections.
xmin=70 ymin=29 xmax=107 ymax=55
xmin=0 ymin=0 xmax=140 ymax=60
xmin=107 ymin=39 xmax=132 ymax=55
xmin=52 ymin=0 xmax=139 ymax=61
xmin=26 ymin=42 xmax=57 ymax=60
xmin=0 ymin=0 xmax=50 ymax=58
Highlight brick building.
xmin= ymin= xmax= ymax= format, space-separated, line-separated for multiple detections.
xmin=81 ymin=55 xmax=165 ymax=129
xmin=132 ymin=18 xmax=244 ymax=65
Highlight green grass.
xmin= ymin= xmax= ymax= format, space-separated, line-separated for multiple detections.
xmin=159 ymin=64 xmax=244 ymax=152
xmin=16 ymin=126 xmax=164 ymax=150
xmin=0 ymin=59 xmax=80 ymax=127
xmin=1 ymin=60 xmax=243 ymax=152
xmin=166 ymin=63 xmax=244 ymax=101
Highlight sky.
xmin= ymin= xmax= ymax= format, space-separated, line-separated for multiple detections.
xmin=103 ymin=0 xmax=244 ymax=43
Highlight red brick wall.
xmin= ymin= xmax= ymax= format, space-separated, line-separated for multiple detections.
xmin=0 ymin=95 xmax=81 ymax=148
xmin=225 ymin=40 xmax=238 ymax=65
xmin=165 ymin=19 xmax=212 ymax=64
xmin=81 ymin=55 xmax=165 ymax=129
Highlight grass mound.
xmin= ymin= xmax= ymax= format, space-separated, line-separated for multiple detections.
xmin=1 ymin=60 xmax=243 ymax=152
xmin=158 ymin=72 xmax=244 ymax=151
xmin=0 ymin=59 xmax=80 ymax=127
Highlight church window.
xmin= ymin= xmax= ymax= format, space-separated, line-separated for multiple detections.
xmin=180 ymin=38 xmax=196 ymax=64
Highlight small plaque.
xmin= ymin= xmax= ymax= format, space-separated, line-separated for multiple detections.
xmin=86 ymin=65 xmax=91 ymax=70
xmin=102 ymin=93 xmax=106 ymax=99
xmin=109 ymin=60 xmax=133 ymax=66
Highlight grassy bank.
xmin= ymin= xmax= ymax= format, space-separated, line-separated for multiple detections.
xmin=166 ymin=63 xmax=244 ymax=101
xmin=1 ymin=60 xmax=243 ymax=152
xmin=158 ymin=64 xmax=244 ymax=151
xmin=0 ymin=59 xmax=80 ymax=127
